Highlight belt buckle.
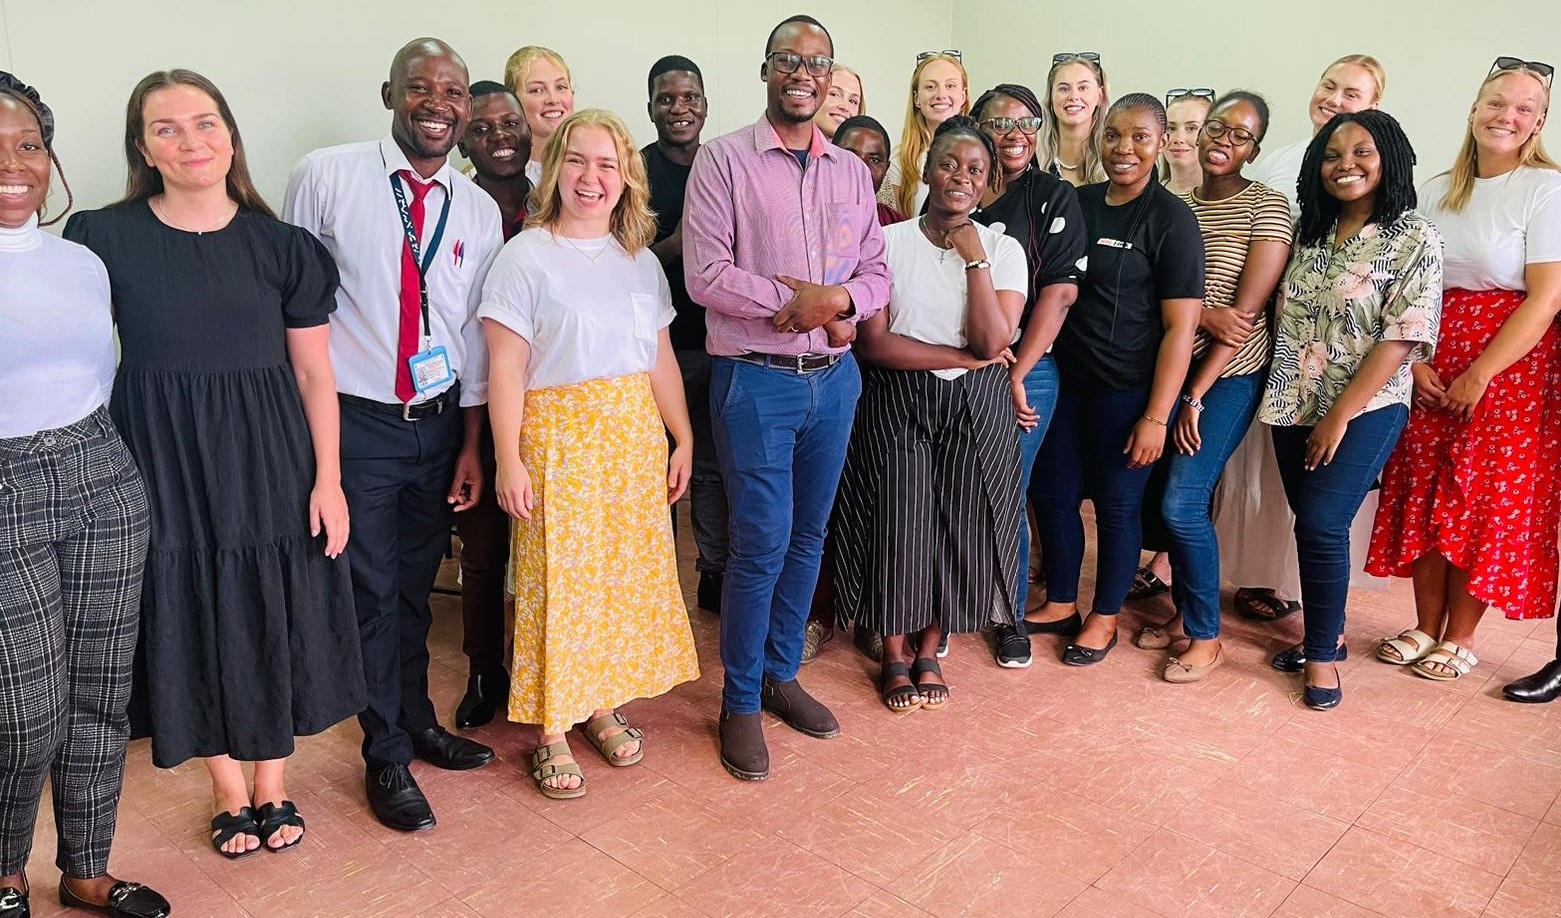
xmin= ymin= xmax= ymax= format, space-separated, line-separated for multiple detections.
xmin=402 ymin=400 xmax=417 ymax=422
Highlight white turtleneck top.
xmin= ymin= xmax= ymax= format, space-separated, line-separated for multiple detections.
xmin=0 ymin=215 xmax=117 ymax=438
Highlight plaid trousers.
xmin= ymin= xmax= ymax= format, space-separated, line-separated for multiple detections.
xmin=0 ymin=406 xmax=149 ymax=878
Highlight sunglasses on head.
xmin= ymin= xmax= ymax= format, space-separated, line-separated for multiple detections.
xmin=1491 ymin=56 xmax=1555 ymax=84
xmin=1166 ymin=87 xmax=1216 ymax=105
xmin=1052 ymin=52 xmax=1101 ymax=65
xmin=917 ymin=49 xmax=962 ymax=62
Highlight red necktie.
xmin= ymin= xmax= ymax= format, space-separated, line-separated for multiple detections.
xmin=396 ymin=170 xmax=435 ymax=403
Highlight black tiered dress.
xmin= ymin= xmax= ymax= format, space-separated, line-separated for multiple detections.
xmin=65 ymin=200 xmax=366 ymax=768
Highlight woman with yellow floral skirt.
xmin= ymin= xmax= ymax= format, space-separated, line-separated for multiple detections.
xmin=479 ymin=109 xmax=699 ymax=800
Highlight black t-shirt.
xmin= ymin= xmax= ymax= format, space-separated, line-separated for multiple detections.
xmin=642 ymin=141 xmax=703 ymax=350
xmin=1054 ymin=181 xmax=1204 ymax=390
xmin=973 ymin=167 xmax=1087 ymax=329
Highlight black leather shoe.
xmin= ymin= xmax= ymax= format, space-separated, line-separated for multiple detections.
xmin=58 ymin=879 xmax=169 ymax=918
xmin=1062 ymin=630 xmax=1119 ymax=666
xmin=1303 ymin=666 xmax=1343 ymax=711
xmin=1024 ymin=612 xmax=1083 ymax=636
xmin=1504 ymin=658 xmax=1561 ymax=703
xmin=698 ymin=571 xmax=723 ymax=615
xmin=1271 ymin=642 xmax=1349 ymax=673
xmin=411 ymin=725 xmax=494 ymax=770
xmin=365 ymin=764 xmax=436 ymax=832
xmin=0 ymin=886 xmax=27 ymax=917
xmin=718 ymin=710 xmax=769 ymax=780
xmin=454 ymin=669 xmax=509 ymax=729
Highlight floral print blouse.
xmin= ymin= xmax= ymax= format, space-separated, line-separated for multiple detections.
xmin=1259 ymin=211 xmax=1444 ymax=427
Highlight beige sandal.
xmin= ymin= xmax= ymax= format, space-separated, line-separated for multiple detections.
xmin=581 ymin=712 xmax=645 ymax=767
xmin=531 ymin=742 xmax=586 ymax=799
xmin=1377 ymin=628 xmax=1438 ymax=665
xmin=1413 ymin=641 xmax=1479 ymax=681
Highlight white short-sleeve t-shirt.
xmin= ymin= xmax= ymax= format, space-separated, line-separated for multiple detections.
xmin=1421 ymin=167 xmax=1561 ymax=291
xmin=882 ymin=219 xmax=1027 ymax=380
xmin=477 ymin=227 xmax=675 ymax=391
xmin=1250 ymin=137 xmax=1310 ymax=223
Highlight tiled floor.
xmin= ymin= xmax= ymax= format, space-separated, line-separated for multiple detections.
xmin=22 ymin=514 xmax=1561 ymax=918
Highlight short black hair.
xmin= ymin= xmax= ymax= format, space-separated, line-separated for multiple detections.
xmin=1296 ymin=109 xmax=1419 ymax=248
xmin=647 ymin=55 xmax=704 ymax=99
xmin=927 ymin=114 xmax=1000 ymax=190
xmin=1108 ymin=92 xmax=1168 ymax=131
xmin=469 ymin=80 xmax=514 ymax=100
xmin=765 ymin=14 xmax=832 ymax=58
xmin=834 ymin=115 xmax=891 ymax=153
xmin=1209 ymin=89 xmax=1271 ymax=143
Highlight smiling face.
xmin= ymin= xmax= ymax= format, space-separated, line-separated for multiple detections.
xmin=1166 ymin=97 xmax=1210 ymax=164
xmin=925 ymin=134 xmax=990 ymax=218
xmin=1102 ymin=105 xmax=1167 ymax=188
xmin=1051 ymin=62 xmax=1104 ymax=128
xmin=520 ymin=57 xmax=575 ymax=145
xmin=1198 ymin=98 xmax=1263 ymax=178
xmin=557 ymin=123 xmax=623 ymax=229
xmin=1470 ymin=70 xmax=1548 ymax=163
xmin=914 ymin=59 xmax=965 ymax=128
xmin=1309 ymin=62 xmax=1379 ymax=130
xmin=384 ymin=49 xmax=470 ymax=168
xmin=816 ymin=68 xmax=862 ymax=136
xmin=0 ymin=96 xmax=49 ymax=227
xmin=979 ymin=94 xmax=1037 ymax=178
xmin=137 ymin=83 xmax=234 ymax=195
xmin=650 ymin=70 xmax=707 ymax=148
xmin=837 ymin=125 xmax=889 ymax=191
xmin=764 ymin=21 xmax=833 ymax=124
xmin=461 ymin=92 xmax=529 ymax=181
xmin=1321 ymin=121 xmax=1382 ymax=206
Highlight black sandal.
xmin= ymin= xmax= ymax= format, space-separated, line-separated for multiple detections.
xmin=879 ymin=661 xmax=923 ymax=713
xmin=1128 ymin=567 xmax=1170 ymax=600
xmin=255 ymin=800 xmax=306 ymax=853
xmin=911 ymin=658 xmax=950 ymax=710
xmin=1235 ymin=588 xmax=1302 ymax=621
xmin=210 ymin=807 xmax=261 ymax=860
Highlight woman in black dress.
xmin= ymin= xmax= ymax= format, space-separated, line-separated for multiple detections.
xmin=65 ymin=70 xmax=365 ymax=860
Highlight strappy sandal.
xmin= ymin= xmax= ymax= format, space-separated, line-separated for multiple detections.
xmin=531 ymin=741 xmax=587 ymax=799
xmin=254 ymin=800 xmax=305 ymax=853
xmin=1128 ymin=567 xmax=1170 ymax=600
xmin=1235 ymin=588 xmax=1302 ymax=621
xmin=1413 ymin=641 xmax=1479 ymax=681
xmin=911 ymin=658 xmax=950 ymax=710
xmin=1377 ymin=628 xmax=1438 ymax=665
xmin=879 ymin=661 xmax=923 ymax=713
xmin=209 ymin=807 xmax=261 ymax=860
xmin=581 ymin=712 xmax=645 ymax=767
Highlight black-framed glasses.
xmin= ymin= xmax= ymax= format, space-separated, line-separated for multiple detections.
xmin=765 ymin=51 xmax=834 ymax=77
xmin=1491 ymin=56 xmax=1555 ymax=84
xmin=1201 ymin=119 xmax=1256 ymax=147
xmin=1052 ymin=52 xmax=1101 ymax=65
xmin=979 ymin=116 xmax=1043 ymax=136
xmin=917 ymin=49 xmax=963 ymax=62
xmin=1166 ymin=87 xmax=1216 ymax=105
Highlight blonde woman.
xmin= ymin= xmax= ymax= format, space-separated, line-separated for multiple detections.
xmin=814 ymin=63 xmax=865 ymax=138
xmin=880 ymin=51 xmax=969 ymax=216
xmin=1039 ymin=52 xmax=1109 ymax=186
xmin=503 ymin=45 xmax=576 ymax=187
xmin=479 ymin=110 xmax=699 ymax=800
xmin=1161 ymin=88 xmax=1213 ymax=195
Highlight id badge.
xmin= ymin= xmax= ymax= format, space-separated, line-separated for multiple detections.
xmin=408 ymin=346 xmax=454 ymax=395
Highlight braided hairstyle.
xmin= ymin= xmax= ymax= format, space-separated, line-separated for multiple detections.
xmin=972 ymin=82 xmax=1045 ymax=122
xmin=1296 ymin=109 xmax=1417 ymax=248
xmin=0 ymin=71 xmax=72 ymax=225
xmin=927 ymin=113 xmax=1000 ymax=192
xmin=1107 ymin=92 xmax=1168 ymax=131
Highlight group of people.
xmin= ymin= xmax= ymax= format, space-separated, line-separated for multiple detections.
xmin=3 ymin=14 xmax=1561 ymax=916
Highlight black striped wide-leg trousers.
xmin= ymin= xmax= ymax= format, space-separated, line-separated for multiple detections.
xmin=832 ymin=364 xmax=1022 ymax=636
xmin=0 ymin=406 xmax=149 ymax=879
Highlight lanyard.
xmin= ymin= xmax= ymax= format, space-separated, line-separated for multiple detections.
xmin=390 ymin=173 xmax=452 ymax=344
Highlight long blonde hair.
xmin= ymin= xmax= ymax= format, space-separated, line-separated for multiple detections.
xmin=1038 ymin=55 xmax=1110 ymax=185
xmin=526 ymin=109 xmax=656 ymax=254
xmin=891 ymin=53 xmax=970 ymax=215
xmin=1438 ymin=66 xmax=1558 ymax=213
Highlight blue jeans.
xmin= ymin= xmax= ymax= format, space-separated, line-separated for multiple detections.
xmin=1030 ymin=381 xmax=1156 ymax=616
xmin=710 ymin=354 xmax=861 ymax=714
xmin=1270 ymin=404 xmax=1408 ymax=663
xmin=1014 ymin=356 xmax=1061 ymax=614
xmin=1161 ymin=373 xmax=1264 ymax=640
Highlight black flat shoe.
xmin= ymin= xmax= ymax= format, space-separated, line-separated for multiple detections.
xmin=1303 ymin=666 xmax=1343 ymax=710
xmin=697 ymin=571 xmax=723 ymax=614
xmin=365 ymin=764 xmax=436 ymax=832
xmin=1062 ymin=631 xmax=1119 ymax=666
xmin=1271 ymin=642 xmax=1349 ymax=673
xmin=411 ymin=725 xmax=494 ymax=770
xmin=0 ymin=886 xmax=27 ymax=917
xmin=1024 ymin=612 xmax=1082 ymax=636
xmin=1504 ymin=658 xmax=1561 ymax=703
xmin=454 ymin=669 xmax=508 ymax=729
xmin=58 ymin=880 xmax=169 ymax=918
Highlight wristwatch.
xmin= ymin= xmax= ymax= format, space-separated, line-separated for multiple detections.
xmin=1180 ymin=393 xmax=1205 ymax=412
xmin=963 ymin=259 xmax=991 ymax=272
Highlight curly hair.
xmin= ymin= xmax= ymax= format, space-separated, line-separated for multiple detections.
xmin=0 ymin=71 xmax=72 ymax=225
xmin=1297 ymin=109 xmax=1418 ymax=248
xmin=526 ymin=109 xmax=657 ymax=254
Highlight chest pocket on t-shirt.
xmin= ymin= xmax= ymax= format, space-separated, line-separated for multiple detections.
xmin=630 ymin=293 xmax=659 ymax=342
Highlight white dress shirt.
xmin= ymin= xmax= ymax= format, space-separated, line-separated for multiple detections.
xmin=283 ymin=136 xmax=502 ymax=406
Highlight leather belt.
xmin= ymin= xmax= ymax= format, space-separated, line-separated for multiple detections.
xmin=730 ymin=352 xmax=841 ymax=373
xmin=340 ymin=384 xmax=457 ymax=422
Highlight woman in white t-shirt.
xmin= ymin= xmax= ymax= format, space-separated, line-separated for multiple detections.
xmin=479 ymin=109 xmax=698 ymax=800
xmin=835 ymin=116 xmax=1026 ymax=712
xmin=1368 ymin=60 xmax=1561 ymax=681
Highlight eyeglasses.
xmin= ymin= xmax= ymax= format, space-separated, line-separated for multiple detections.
xmin=1052 ymin=52 xmax=1101 ymax=65
xmin=917 ymin=49 xmax=963 ymax=62
xmin=765 ymin=51 xmax=834 ymax=78
xmin=979 ymin=116 xmax=1043 ymax=136
xmin=1491 ymin=56 xmax=1555 ymax=85
xmin=1201 ymin=119 xmax=1256 ymax=147
xmin=1166 ymin=87 xmax=1216 ymax=105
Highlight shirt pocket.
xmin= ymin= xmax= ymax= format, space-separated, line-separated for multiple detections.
xmin=630 ymin=292 xmax=660 ymax=342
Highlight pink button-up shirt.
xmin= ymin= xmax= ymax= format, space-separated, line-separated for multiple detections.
xmin=684 ymin=114 xmax=890 ymax=357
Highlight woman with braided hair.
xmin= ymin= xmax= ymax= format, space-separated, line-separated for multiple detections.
xmin=0 ymin=71 xmax=170 ymax=918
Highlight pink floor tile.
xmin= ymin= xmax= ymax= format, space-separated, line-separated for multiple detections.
xmin=671 ymin=838 xmax=877 ymax=918
xmin=458 ymin=838 xmax=664 ymax=918
xmin=1302 ymin=827 xmax=1502 ymax=918
xmin=1270 ymin=885 xmax=1391 ymax=918
xmin=1505 ymin=822 xmax=1561 ymax=897
xmin=1355 ymin=784 xmax=1537 ymax=875
xmin=1165 ymin=781 xmax=1350 ymax=880
xmin=971 ymin=782 xmax=1158 ymax=884
xmin=1229 ymin=733 xmax=1399 ymax=822
xmin=1482 ymin=877 xmax=1561 ymax=918
xmin=579 ymin=786 xmax=768 ymax=891
xmin=888 ymin=831 xmax=1087 ymax=918
xmin=1095 ymin=827 xmax=1297 ymax=918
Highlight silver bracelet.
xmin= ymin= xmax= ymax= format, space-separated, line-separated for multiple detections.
xmin=1180 ymin=393 xmax=1205 ymax=412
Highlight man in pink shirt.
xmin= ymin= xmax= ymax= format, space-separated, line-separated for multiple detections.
xmin=684 ymin=14 xmax=890 ymax=781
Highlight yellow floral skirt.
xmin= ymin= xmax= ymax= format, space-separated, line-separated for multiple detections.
xmin=507 ymin=373 xmax=700 ymax=734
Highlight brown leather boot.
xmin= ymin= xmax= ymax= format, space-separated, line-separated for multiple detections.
xmin=760 ymin=678 xmax=840 ymax=738
xmin=718 ymin=710 xmax=769 ymax=781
